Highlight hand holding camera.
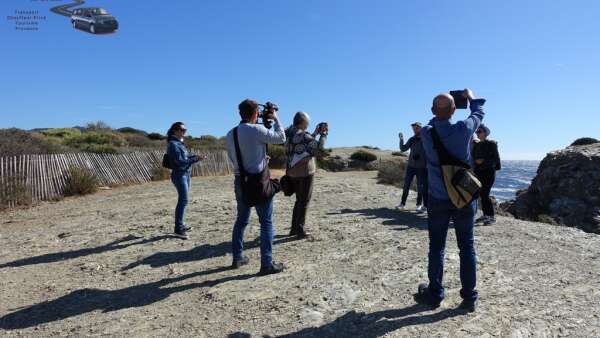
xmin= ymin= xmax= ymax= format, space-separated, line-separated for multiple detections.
xmin=259 ymin=102 xmax=279 ymax=129
xmin=449 ymin=88 xmax=476 ymax=109
xmin=315 ymin=122 xmax=329 ymax=136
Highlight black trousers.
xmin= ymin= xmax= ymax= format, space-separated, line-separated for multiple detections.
xmin=290 ymin=175 xmax=314 ymax=234
xmin=475 ymin=168 xmax=496 ymax=217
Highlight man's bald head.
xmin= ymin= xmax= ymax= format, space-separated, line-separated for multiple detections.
xmin=431 ymin=93 xmax=456 ymax=119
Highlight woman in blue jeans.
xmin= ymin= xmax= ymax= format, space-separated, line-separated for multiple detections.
xmin=166 ymin=122 xmax=202 ymax=239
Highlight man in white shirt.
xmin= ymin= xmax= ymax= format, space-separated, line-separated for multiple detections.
xmin=225 ymin=99 xmax=286 ymax=276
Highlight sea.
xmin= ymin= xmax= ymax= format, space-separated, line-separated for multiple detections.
xmin=492 ymin=160 xmax=540 ymax=202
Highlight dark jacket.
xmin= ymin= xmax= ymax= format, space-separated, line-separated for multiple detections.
xmin=167 ymin=136 xmax=197 ymax=175
xmin=400 ymin=135 xmax=426 ymax=168
xmin=472 ymin=139 xmax=501 ymax=171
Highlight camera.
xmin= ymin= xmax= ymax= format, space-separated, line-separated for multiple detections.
xmin=449 ymin=90 xmax=468 ymax=109
xmin=258 ymin=101 xmax=278 ymax=129
xmin=317 ymin=122 xmax=329 ymax=135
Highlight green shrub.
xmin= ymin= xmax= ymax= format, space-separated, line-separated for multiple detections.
xmin=148 ymin=132 xmax=166 ymax=141
xmin=66 ymin=131 xmax=127 ymax=150
xmin=391 ymin=151 xmax=406 ymax=156
xmin=0 ymin=128 xmax=70 ymax=156
xmin=124 ymin=133 xmax=162 ymax=149
xmin=151 ymin=166 xmax=171 ymax=181
xmin=64 ymin=167 xmax=99 ymax=196
xmin=79 ymin=144 xmax=119 ymax=154
xmin=267 ymin=144 xmax=287 ymax=169
xmin=40 ymin=128 xmax=82 ymax=139
xmin=85 ymin=121 xmax=112 ymax=132
xmin=118 ymin=127 xmax=147 ymax=134
xmin=350 ymin=150 xmax=378 ymax=162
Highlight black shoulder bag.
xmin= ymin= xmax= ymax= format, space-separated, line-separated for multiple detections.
xmin=233 ymin=127 xmax=281 ymax=207
xmin=431 ymin=127 xmax=482 ymax=209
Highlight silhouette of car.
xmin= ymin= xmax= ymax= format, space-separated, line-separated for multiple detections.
xmin=71 ymin=8 xmax=118 ymax=34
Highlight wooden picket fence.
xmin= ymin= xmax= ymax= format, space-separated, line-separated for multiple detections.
xmin=0 ymin=150 xmax=233 ymax=209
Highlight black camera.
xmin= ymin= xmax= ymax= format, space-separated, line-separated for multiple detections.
xmin=258 ymin=101 xmax=278 ymax=129
xmin=449 ymin=90 xmax=468 ymax=109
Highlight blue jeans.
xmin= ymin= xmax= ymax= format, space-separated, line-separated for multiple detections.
xmin=171 ymin=173 xmax=191 ymax=232
xmin=232 ymin=176 xmax=274 ymax=268
xmin=401 ymin=166 xmax=428 ymax=207
xmin=427 ymin=196 xmax=478 ymax=302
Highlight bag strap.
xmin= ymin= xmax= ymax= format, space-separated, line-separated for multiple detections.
xmin=430 ymin=127 xmax=470 ymax=168
xmin=233 ymin=127 xmax=248 ymax=177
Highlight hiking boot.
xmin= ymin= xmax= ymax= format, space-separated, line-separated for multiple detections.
xmin=257 ymin=262 xmax=285 ymax=276
xmin=483 ymin=217 xmax=496 ymax=226
xmin=231 ymin=256 xmax=250 ymax=269
xmin=183 ymin=226 xmax=193 ymax=232
xmin=173 ymin=229 xmax=188 ymax=240
xmin=288 ymin=229 xmax=299 ymax=237
xmin=413 ymin=283 xmax=441 ymax=309
xmin=458 ymin=299 xmax=477 ymax=313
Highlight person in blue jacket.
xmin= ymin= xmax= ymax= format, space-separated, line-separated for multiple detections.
xmin=167 ymin=122 xmax=203 ymax=239
xmin=415 ymin=89 xmax=486 ymax=313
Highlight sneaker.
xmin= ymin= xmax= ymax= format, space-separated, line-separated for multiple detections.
xmin=173 ymin=229 xmax=188 ymax=240
xmin=483 ymin=217 xmax=496 ymax=226
xmin=231 ymin=256 xmax=250 ymax=269
xmin=475 ymin=216 xmax=488 ymax=223
xmin=396 ymin=203 xmax=406 ymax=210
xmin=416 ymin=206 xmax=427 ymax=214
xmin=458 ymin=299 xmax=477 ymax=313
xmin=257 ymin=262 xmax=285 ymax=276
xmin=413 ymin=283 xmax=441 ymax=309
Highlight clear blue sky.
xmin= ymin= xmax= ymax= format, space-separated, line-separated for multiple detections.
xmin=2 ymin=0 xmax=599 ymax=159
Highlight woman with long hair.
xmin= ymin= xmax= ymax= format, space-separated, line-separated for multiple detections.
xmin=166 ymin=122 xmax=202 ymax=239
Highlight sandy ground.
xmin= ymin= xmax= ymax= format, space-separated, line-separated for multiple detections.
xmin=1 ymin=171 xmax=599 ymax=338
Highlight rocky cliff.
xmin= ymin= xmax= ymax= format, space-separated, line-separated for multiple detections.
xmin=502 ymin=138 xmax=600 ymax=233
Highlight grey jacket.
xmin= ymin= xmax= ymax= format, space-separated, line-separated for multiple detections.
xmin=400 ymin=135 xmax=427 ymax=168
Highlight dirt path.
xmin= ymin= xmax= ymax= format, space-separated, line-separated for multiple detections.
xmin=1 ymin=171 xmax=599 ymax=337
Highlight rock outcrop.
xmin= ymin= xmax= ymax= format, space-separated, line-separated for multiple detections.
xmin=502 ymin=140 xmax=600 ymax=233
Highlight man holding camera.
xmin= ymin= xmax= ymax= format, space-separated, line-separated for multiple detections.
xmin=398 ymin=122 xmax=428 ymax=213
xmin=226 ymin=99 xmax=286 ymax=276
xmin=416 ymin=89 xmax=486 ymax=312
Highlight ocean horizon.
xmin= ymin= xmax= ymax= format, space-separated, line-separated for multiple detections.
xmin=492 ymin=160 xmax=540 ymax=202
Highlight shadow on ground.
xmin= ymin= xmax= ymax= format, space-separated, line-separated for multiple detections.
xmin=0 ymin=234 xmax=174 ymax=269
xmin=122 ymin=236 xmax=299 ymax=271
xmin=331 ymin=207 xmax=428 ymax=231
xmin=225 ymin=304 xmax=464 ymax=338
xmin=0 ymin=266 xmax=253 ymax=330
xmin=275 ymin=304 xmax=464 ymax=337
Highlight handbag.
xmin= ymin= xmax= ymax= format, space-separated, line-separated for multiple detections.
xmin=233 ymin=127 xmax=281 ymax=207
xmin=431 ymin=127 xmax=481 ymax=209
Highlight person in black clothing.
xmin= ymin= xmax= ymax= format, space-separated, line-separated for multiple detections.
xmin=472 ymin=124 xmax=501 ymax=225
xmin=398 ymin=122 xmax=428 ymax=213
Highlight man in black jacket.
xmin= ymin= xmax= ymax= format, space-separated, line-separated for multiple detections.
xmin=472 ymin=124 xmax=501 ymax=225
xmin=398 ymin=122 xmax=428 ymax=213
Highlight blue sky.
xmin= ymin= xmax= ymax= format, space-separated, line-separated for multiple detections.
xmin=2 ymin=0 xmax=599 ymax=159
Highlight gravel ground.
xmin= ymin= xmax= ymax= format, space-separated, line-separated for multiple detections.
xmin=1 ymin=171 xmax=599 ymax=337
